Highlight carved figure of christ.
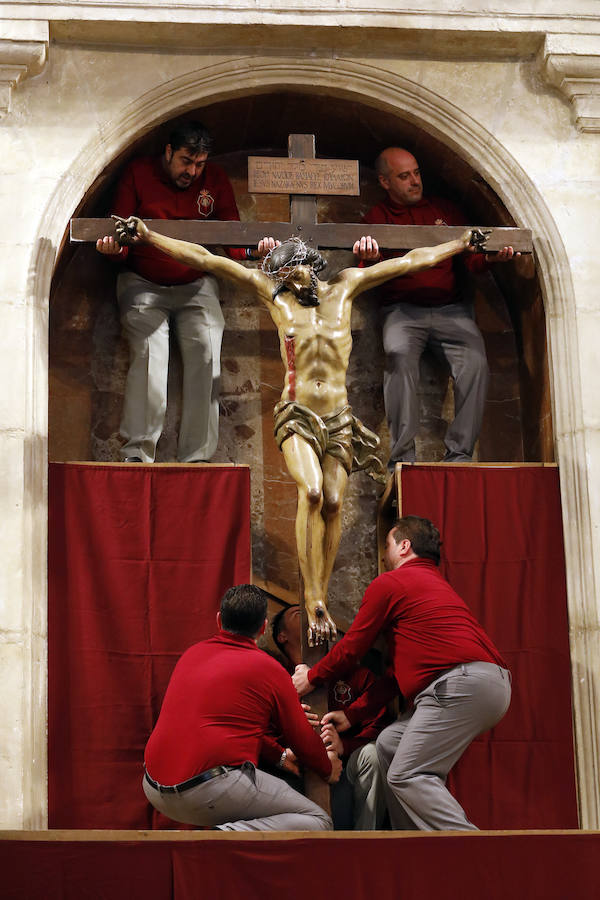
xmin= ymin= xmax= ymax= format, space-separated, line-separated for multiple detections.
xmin=112 ymin=213 xmax=486 ymax=645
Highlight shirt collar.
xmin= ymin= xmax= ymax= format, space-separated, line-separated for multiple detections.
xmin=386 ymin=196 xmax=429 ymax=214
xmin=213 ymin=629 xmax=258 ymax=649
xmin=396 ymin=556 xmax=439 ymax=572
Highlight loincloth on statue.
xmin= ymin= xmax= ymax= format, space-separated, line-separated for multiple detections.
xmin=273 ymin=401 xmax=386 ymax=484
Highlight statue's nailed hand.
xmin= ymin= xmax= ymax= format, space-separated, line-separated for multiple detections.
xmin=111 ymin=214 xmax=148 ymax=245
xmin=465 ymin=227 xmax=491 ymax=252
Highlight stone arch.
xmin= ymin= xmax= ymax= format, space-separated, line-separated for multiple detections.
xmin=31 ymin=56 xmax=594 ymax=825
xmin=36 ymin=57 xmax=580 ymax=441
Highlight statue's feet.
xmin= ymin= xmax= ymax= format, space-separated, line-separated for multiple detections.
xmin=307 ymin=602 xmax=337 ymax=647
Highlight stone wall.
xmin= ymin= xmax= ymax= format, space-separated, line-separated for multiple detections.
xmin=1 ymin=7 xmax=600 ymax=827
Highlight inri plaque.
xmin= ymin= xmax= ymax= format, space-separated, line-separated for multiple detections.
xmin=248 ymin=156 xmax=359 ymax=196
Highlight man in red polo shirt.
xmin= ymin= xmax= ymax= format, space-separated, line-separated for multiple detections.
xmin=355 ymin=147 xmax=519 ymax=468
xmin=97 ymin=121 xmax=248 ymax=463
xmin=268 ymin=604 xmax=393 ymax=829
xmin=144 ymin=584 xmax=341 ymax=830
xmin=292 ymin=516 xmax=511 ymax=831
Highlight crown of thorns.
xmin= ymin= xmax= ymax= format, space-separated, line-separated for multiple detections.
xmin=261 ymin=238 xmax=325 ymax=280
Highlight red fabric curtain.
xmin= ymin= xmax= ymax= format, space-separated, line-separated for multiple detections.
xmin=399 ymin=464 xmax=578 ymax=828
xmin=48 ymin=463 xmax=577 ymax=831
xmin=48 ymin=463 xmax=251 ymax=829
xmin=3 ymin=833 xmax=599 ymax=900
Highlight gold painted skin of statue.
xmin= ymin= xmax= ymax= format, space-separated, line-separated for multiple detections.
xmin=113 ymin=216 xmax=486 ymax=645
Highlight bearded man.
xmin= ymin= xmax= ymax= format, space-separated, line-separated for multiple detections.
xmin=96 ymin=121 xmax=247 ymax=464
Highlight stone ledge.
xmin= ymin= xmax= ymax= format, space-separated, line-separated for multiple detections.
xmin=0 ymin=20 xmax=48 ymax=117
xmin=2 ymin=0 xmax=600 ymax=28
xmin=540 ymin=34 xmax=600 ymax=133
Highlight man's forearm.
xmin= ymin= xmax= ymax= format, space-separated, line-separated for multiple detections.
xmin=308 ymin=637 xmax=365 ymax=686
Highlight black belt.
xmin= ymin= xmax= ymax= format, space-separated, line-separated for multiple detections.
xmin=144 ymin=766 xmax=234 ymax=794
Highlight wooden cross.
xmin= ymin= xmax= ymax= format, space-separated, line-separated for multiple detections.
xmin=70 ymin=135 xmax=532 ymax=816
xmin=70 ymin=133 xmax=532 ymax=253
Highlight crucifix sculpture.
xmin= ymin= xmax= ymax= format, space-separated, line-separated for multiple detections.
xmin=71 ymin=131 xmax=531 ymax=637
xmin=71 ymin=133 xmax=532 ymax=646
xmin=71 ymin=135 xmax=532 ymax=811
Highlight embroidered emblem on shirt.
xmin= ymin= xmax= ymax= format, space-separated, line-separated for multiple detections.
xmin=434 ymin=218 xmax=448 ymax=226
xmin=197 ymin=190 xmax=215 ymax=218
xmin=333 ymin=681 xmax=353 ymax=705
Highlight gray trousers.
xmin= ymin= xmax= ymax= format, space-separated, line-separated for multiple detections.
xmin=376 ymin=662 xmax=511 ymax=831
xmin=143 ymin=763 xmax=332 ymax=831
xmin=382 ymin=301 xmax=489 ymax=465
xmin=344 ymin=742 xmax=387 ymax=830
xmin=117 ymin=271 xmax=224 ymax=463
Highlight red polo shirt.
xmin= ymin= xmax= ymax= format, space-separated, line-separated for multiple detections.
xmin=145 ymin=631 xmax=332 ymax=784
xmin=261 ymin=664 xmax=393 ymax=766
xmin=362 ymin=195 xmax=489 ymax=308
xmin=112 ymin=156 xmax=246 ymax=285
xmin=308 ymin=557 xmax=506 ymax=705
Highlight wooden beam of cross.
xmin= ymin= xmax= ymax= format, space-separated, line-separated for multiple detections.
xmin=69 ymin=133 xmax=533 ymax=253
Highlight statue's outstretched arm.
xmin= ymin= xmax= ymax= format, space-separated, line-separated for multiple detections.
xmin=343 ymin=228 xmax=488 ymax=296
xmin=112 ymin=215 xmax=267 ymax=292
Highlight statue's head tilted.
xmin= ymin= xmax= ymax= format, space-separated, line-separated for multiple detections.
xmin=262 ymin=238 xmax=326 ymax=307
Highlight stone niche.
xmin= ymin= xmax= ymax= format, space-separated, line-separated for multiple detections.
xmin=48 ymin=90 xmax=552 ymax=623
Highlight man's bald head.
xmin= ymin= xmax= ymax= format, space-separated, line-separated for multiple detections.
xmin=375 ymin=148 xmax=423 ymax=207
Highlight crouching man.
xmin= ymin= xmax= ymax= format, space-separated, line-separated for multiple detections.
xmin=143 ymin=584 xmax=341 ymax=831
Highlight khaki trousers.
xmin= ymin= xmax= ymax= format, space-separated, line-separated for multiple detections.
xmin=382 ymin=301 xmax=489 ymax=465
xmin=117 ymin=271 xmax=224 ymax=462
xmin=143 ymin=762 xmax=332 ymax=832
xmin=376 ymin=661 xmax=511 ymax=830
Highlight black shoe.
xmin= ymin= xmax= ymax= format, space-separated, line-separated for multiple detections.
xmin=123 ymin=456 xmax=143 ymax=463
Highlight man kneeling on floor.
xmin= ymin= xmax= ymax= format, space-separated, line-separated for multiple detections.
xmin=143 ymin=584 xmax=341 ymax=830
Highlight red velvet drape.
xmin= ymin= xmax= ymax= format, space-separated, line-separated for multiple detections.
xmin=3 ymin=832 xmax=599 ymax=900
xmin=48 ymin=462 xmax=577 ymax=831
xmin=48 ymin=463 xmax=251 ymax=829
xmin=399 ymin=464 xmax=578 ymax=828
